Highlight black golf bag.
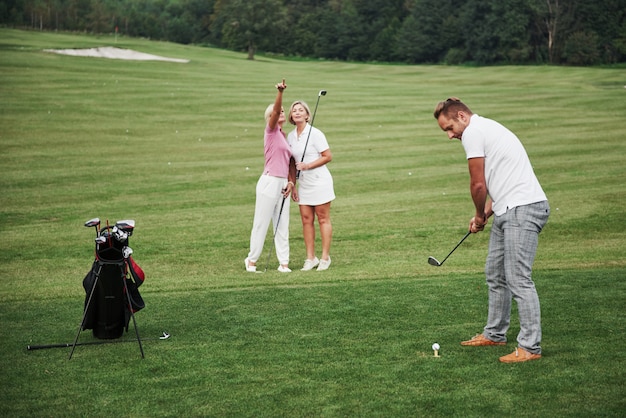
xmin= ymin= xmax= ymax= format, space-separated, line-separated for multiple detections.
xmin=80 ymin=220 xmax=145 ymax=339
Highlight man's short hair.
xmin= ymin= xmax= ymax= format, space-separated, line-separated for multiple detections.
xmin=433 ymin=97 xmax=472 ymax=120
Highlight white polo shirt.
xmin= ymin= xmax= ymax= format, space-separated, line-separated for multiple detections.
xmin=462 ymin=114 xmax=547 ymax=216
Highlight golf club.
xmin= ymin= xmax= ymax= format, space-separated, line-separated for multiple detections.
xmin=84 ymin=217 xmax=101 ymax=237
xmin=296 ymin=89 xmax=327 ymax=180
xmin=122 ymin=246 xmax=133 ymax=259
xmin=105 ymin=219 xmax=112 ymax=248
xmin=428 ymin=231 xmax=471 ymax=267
xmin=115 ymin=219 xmax=135 ymax=236
xmin=112 ymin=225 xmax=129 ymax=242
xmin=26 ymin=332 xmax=171 ymax=351
xmin=263 ymin=195 xmax=287 ymax=273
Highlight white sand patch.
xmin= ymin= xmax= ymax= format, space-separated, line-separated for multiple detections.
xmin=44 ymin=47 xmax=189 ymax=63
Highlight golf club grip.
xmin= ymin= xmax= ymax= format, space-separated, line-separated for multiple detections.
xmin=296 ymin=130 xmax=312 ymax=180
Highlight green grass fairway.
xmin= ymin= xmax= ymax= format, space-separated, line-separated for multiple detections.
xmin=1 ymin=28 xmax=625 ymax=417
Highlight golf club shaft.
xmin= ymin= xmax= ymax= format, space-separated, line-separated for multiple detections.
xmin=439 ymin=231 xmax=471 ymax=265
xmin=265 ymin=196 xmax=287 ymax=272
xmin=296 ymin=90 xmax=325 ymax=179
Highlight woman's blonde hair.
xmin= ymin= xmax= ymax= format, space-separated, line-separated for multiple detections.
xmin=264 ymin=104 xmax=275 ymax=123
xmin=288 ymin=100 xmax=311 ymax=125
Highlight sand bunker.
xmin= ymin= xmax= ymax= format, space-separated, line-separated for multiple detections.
xmin=44 ymin=47 xmax=189 ymax=63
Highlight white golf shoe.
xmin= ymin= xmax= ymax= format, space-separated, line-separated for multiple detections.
xmin=244 ymin=257 xmax=256 ymax=273
xmin=301 ymin=257 xmax=319 ymax=271
xmin=317 ymin=257 xmax=331 ymax=271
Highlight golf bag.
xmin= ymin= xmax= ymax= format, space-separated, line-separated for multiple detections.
xmin=80 ymin=220 xmax=145 ymax=340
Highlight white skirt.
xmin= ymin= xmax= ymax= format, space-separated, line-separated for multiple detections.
xmin=297 ymin=167 xmax=335 ymax=206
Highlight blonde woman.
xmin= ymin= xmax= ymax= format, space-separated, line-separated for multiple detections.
xmin=245 ymin=80 xmax=296 ymax=273
xmin=287 ymin=100 xmax=335 ymax=271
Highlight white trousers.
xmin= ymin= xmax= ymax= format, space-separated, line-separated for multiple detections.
xmin=248 ymin=175 xmax=290 ymax=265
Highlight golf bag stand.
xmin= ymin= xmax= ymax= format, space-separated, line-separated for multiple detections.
xmin=69 ymin=219 xmax=145 ymax=359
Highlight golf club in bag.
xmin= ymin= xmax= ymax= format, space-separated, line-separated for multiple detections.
xmin=69 ymin=218 xmax=146 ymax=359
xmin=296 ymin=89 xmax=327 ymax=180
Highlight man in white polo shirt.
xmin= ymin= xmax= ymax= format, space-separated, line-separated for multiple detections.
xmin=433 ymin=97 xmax=550 ymax=363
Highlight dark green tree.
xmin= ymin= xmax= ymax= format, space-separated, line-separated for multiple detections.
xmin=458 ymin=0 xmax=533 ymax=65
xmin=332 ymin=1 xmax=364 ymax=61
xmin=286 ymin=10 xmax=322 ymax=57
xmin=348 ymin=0 xmax=406 ymax=61
xmin=368 ymin=17 xmax=402 ymax=62
xmin=616 ymin=19 xmax=626 ymax=57
xmin=573 ymin=0 xmax=626 ymax=63
xmin=216 ymin=0 xmax=287 ymax=59
xmin=87 ymin=0 xmax=110 ymax=33
xmin=64 ymin=0 xmax=93 ymax=30
xmin=395 ymin=0 xmax=461 ymax=64
xmin=528 ymin=0 xmax=580 ymax=64
xmin=563 ymin=30 xmax=601 ymax=65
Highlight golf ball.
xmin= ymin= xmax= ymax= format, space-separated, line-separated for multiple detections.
xmin=245 ymin=167 xmax=249 ymax=171
xmin=432 ymin=343 xmax=440 ymax=351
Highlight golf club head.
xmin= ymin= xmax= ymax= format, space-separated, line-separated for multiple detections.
xmin=84 ymin=218 xmax=100 ymax=228
xmin=428 ymin=256 xmax=442 ymax=267
xmin=319 ymin=90 xmax=327 ymax=96
xmin=112 ymin=226 xmax=129 ymax=242
xmin=115 ymin=219 xmax=135 ymax=237
xmin=122 ymin=246 xmax=133 ymax=259
xmin=115 ymin=219 xmax=135 ymax=230
xmin=160 ymin=332 xmax=171 ymax=340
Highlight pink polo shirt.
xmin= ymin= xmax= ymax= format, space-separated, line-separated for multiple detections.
xmin=263 ymin=124 xmax=291 ymax=178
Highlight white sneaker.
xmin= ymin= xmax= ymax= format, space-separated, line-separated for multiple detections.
xmin=301 ymin=257 xmax=320 ymax=271
xmin=244 ymin=257 xmax=256 ymax=273
xmin=317 ymin=257 xmax=331 ymax=271
xmin=277 ymin=265 xmax=292 ymax=273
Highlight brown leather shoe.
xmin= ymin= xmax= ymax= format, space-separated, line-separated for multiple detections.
xmin=460 ymin=334 xmax=506 ymax=346
xmin=499 ymin=347 xmax=541 ymax=363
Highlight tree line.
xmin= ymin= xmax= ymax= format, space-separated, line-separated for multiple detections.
xmin=3 ymin=0 xmax=625 ymax=65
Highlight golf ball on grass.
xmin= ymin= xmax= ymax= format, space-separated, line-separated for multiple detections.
xmin=432 ymin=343 xmax=441 ymax=357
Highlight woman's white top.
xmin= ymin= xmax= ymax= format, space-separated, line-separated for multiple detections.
xmin=288 ymin=124 xmax=335 ymax=206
